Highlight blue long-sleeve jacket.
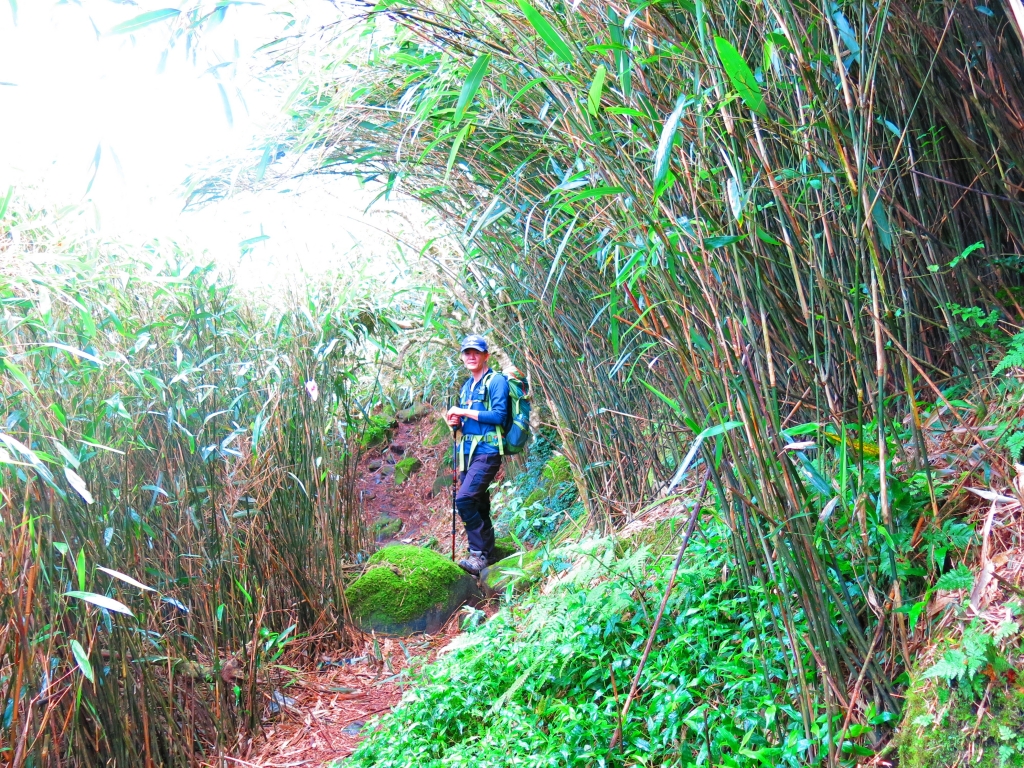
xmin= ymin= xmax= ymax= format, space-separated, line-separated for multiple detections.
xmin=458 ymin=370 xmax=509 ymax=455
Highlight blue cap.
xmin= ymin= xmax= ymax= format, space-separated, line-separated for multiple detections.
xmin=460 ymin=334 xmax=489 ymax=352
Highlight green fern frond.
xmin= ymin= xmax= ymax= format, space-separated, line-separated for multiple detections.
xmin=994 ymin=331 xmax=1024 ymax=374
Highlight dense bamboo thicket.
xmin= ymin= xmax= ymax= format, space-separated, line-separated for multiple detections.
xmin=0 ymin=199 xmax=393 ymax=765
xmin=229 ymin=0 xmax=1024 ymax=757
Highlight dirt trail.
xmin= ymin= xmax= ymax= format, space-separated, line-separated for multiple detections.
xmin=242 ymin=408 xmax=488 ymax=766
xmin=242 ymin=617 xmax=466 ymax=766
xmin=356 ymin=411 xmax=469 ymax=555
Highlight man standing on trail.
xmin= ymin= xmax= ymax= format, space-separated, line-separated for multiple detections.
xmin=445 ymin=334 xmax=509 ymax=576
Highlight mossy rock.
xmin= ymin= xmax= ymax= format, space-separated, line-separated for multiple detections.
xmin=896 ymin=667 xmax=1024 ymax=767
xmin=431 ymin=473 xmax=452 ymax=498
xmin=481 ymin=549 xmax=543 ymax=597
xmin=394 ymin=455 xmax=423 ymax=485
xmin=395 ymin=403 xmax=431 ymax=423
xmin=360 ymin=414 xmax=397 ymax=448
xmin=346 ymin=545 xmax=481 ymax=635
xmin=492 ymin=536 xmax=518 ymax=562
xmin=424 ymin=416 xmax=453 ymax=447
xmin=372 ymin=515 xmax=403 ymax=541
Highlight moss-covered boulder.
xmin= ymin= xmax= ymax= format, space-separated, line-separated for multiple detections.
xmin=346 ymin=545 xmax=481 ymax=635
xmin=394 ymin=455 xmax=423 ymax=485
xmin=395 ymin=403 xmax=431 ymax=423
xmin=516 ymin=455 xmax=573 ymax=510
xmin=481 ymin=549 xmax=543 ymax=597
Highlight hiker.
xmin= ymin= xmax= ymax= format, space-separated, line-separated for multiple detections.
xmin=446 ymin=334 xmax=509 ymax=576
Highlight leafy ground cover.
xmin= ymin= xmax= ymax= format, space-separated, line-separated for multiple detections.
xmin=897 ymin=611 xmax=1024 ymax=767
xmin=345 ymin=524 xmax=847 ymax=768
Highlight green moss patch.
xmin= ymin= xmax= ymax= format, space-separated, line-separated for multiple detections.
xmin=346 ymin=545 xmax=468 ymax=626
xmin=492 ymin=536 xmax=518 ymax=562
xmin=372 ymin=515 xmax=403 ymax=541
xmin=624 ymin=516 xmax=687 ymax=556
xmin=395 ymin=403 xmax=431 ymax=423
xmin=897 ymin=662 xmax=1024 ymax=767
xmin=482 ymin=549 xmax=542 ymax=596
xmin=393 ymin=455 xmax=423 ymax=485
xmin=523 ymin=485 xmax=548 ymax=507
xmin=359 ymin=414 xmax=397 ymax=448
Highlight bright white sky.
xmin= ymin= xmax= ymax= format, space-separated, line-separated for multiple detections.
xmin=0 ymin=1 xmax=422 ymax=286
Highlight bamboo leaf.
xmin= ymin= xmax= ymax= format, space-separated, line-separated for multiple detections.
xmin=65 ymin=591 xmax=135 ymax=617
xmin=515 ymin=0 xmax=574 ymax=64
xmin=566 ymin=186 xmax=623 ymax=204
xmin=40 ymin=343 xmax=104 ymax=365
xmin=76 ymin=550 xmax=86 ymax=591
xmin=641 ymin=380 xmax=682 ymax=415
xmin=587 ymin=64 xmax=606 ymax=116
xmin=454 ymin=53 xmax=490 ymax=127
xmin=0 ymin=185 xmax=13 ymax=220
xmin=705 ymin=234 xmax=745 ymax=249
xmin=653 ymin=94 xmax=688 ymax=188
xmin=666 ymin=420 xmax=745 ymax=492
xmin=951 ymin=241 xmax=983 ymax=267
xmin=726 ymin=177 xmax=743 ymax=222
xmin=2 ymin=358 xmax=33 ymax=392
xmin=869 ymin=191 xmax=893 ymax=251
xmin=52 ymin=440 xmax=79 ymax=468
xmin=70 ymin=639 xmax=94 ymax=683
xmin=109 ymin=8 xmax=180 ymax=35
xmin=445 ymin=124 xmax=471 ymax=183
xmin=64 ymin=467 xmax=94 ymax=505
xmin=97 ymin=566 xmax=155 ymax=592
xmin=713 ymin=37 xmax=766 ymax=116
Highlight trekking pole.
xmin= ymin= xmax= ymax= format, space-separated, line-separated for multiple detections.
xmin=451 ymin=430 xmax=458 ymax=561
xmin=448 ymin=396 xmax=458 ymax=561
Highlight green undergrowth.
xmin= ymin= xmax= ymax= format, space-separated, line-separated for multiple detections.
xmin=346 ymin=545 xmax=467 ymax=625
xmin=492 ymin=428 xmax=582 ymax=544
xmin=897 ymin=611 xmax=1024 ymax=767
xmin=344 ymin=523 xmax=836 ymax=768
xmin=360 ymin=413 xmax=396 ymax=448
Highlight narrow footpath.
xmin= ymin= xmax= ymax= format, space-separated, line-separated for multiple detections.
xmin=241 ymin=409 xmax=491 ymax=766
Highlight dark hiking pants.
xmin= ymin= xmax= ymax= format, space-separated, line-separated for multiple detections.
xmin=456 ymin=452 xmax=501 ymax=559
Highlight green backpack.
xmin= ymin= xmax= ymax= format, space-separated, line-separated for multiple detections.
xmin=459 ymin=368 xmax=532 ymax=470
xmin=489 ymin=367 xmax=531 ymax=455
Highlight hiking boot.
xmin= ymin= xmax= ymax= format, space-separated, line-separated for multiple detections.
xmin=458 ymin=550 xmax=488 ymax=576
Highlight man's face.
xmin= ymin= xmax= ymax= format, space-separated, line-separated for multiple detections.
xmin=461 ymin=348 xmax=488 ymax=373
